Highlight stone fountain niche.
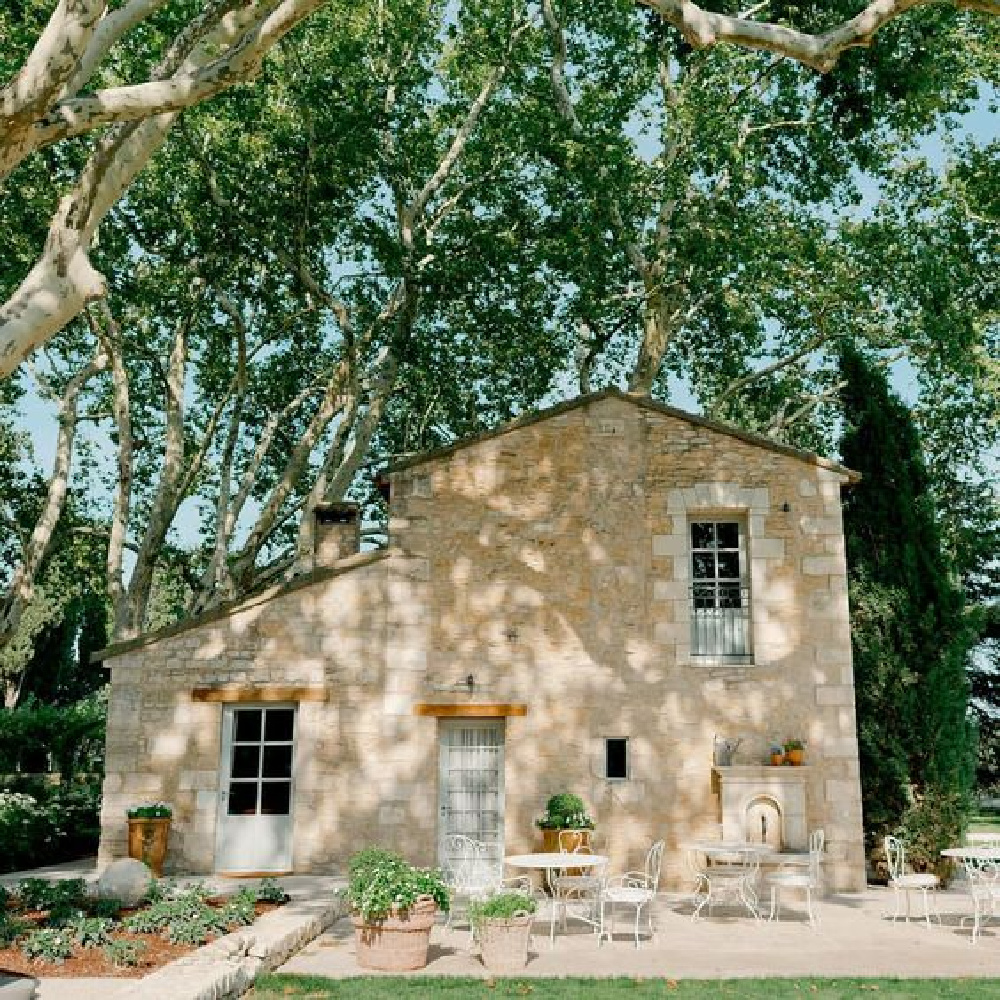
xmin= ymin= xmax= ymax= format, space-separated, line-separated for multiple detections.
xmin=713 ymin=766 xmax=808 ymax=850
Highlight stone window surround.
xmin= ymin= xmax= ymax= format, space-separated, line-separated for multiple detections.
xmin=656 ymin=482 xmax=783 ymax=667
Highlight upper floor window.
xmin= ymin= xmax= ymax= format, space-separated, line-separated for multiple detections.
xmin=690 ymin=520 xmax=750 ymax=658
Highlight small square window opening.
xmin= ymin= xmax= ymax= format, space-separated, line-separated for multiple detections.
xmin=605 ymin=738 xmax=629 ymax=780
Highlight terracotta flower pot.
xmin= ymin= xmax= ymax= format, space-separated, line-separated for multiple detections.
xmin=770 ymin=752 xmax=785 ymax=766
xmin=126 ymin=817 xmax=170 ymax=876
xmin=478 ymin=913 xmax=534 ymax=974
xmin=786 ymin=748 xmax=804 ymax=766
xmin=351 ymin=896 xmax=437 ymax=971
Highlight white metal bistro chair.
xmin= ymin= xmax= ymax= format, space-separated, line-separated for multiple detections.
xmin=884 ymin=835 xmax=940 ymax=928
xmin=764 ymin=828 xmax=824 ymax=929
xmin=599 ymin=839 xmax=664 ymax=947
xmin=441 ymin=834 xmax=529 ymax=939
xmin=551 ymin=840 xmax=607 ymax=935
xmin=960 ymin=854 xmax=1000 ymax=944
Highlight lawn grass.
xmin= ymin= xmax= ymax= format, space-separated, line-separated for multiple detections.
xmin=252 ymin=975 xmax=1000 ymax=999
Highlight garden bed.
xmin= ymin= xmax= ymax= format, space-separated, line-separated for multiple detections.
xmin=0 ymin=876 xmax=287 ymax=978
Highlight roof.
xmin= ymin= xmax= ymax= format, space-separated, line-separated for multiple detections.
xmin=91 ymin=549 xmax=390 ymax=664
xmin=94 ymin=389 xmax=858 ymax=664
xmin=386 ymin=388 xmax=861 ymax=482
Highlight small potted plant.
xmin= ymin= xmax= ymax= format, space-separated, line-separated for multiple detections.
xmin=535 ymin=792 xmax=595 ymax=854
xmin=783 ymin=739 xmax=805 ymax=766
xmin=347 ymin=847 xmax=449 ymax=971
xmin=126 ymin=802 xmax=172 ymax=876
xmin=769 ymin=743 xmax=785 ymax=766
xmin=469 ymin=891 xmax=537 ymax=974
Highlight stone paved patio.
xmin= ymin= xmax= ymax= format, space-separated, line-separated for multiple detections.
xmin=7 ymin=861 xmax=1000 ymax=998
xmin=279 ymin=885 xmax=1000 ymax=981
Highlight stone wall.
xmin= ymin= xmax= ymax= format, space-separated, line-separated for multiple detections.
xmin=100 ymin=392 xmax=864 ymax=890
xmin=388 ymin=395 xmax=865 ymax=890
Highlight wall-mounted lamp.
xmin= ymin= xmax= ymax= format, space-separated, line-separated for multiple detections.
xmin=781 ymin=502 xmax=791 ymax=513
xmin=466 ymin=674 xmax=475 ymax=692
xmin=504 ymin=626 xmax=519 ymax=642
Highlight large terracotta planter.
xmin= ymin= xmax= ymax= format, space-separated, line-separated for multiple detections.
xmin=786 ymin=748 xmax=804 ymax=766
xmin=541 ymin=828 xmax=591 ymax=875
xmin=351 ymin=896 xmax=437 ymax=971
xmin=478 ymin=913 xmax=534 ymax=974
xmin=126 ymin=817 xmax=170 ymax=876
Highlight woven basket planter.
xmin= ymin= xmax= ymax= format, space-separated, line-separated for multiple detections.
xmin=351 ymin=895 xmax=437 ymax=971
xmin=477 ymin=913 xmax=534 ymax=975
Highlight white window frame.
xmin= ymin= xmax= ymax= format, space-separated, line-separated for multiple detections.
xmin=689 ymin=518 xmax=752 ymax=660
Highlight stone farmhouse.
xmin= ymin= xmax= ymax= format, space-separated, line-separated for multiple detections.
xmin=94 ymin=389 xmax=866 ymax=890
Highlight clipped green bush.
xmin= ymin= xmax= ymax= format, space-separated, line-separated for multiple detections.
xmin=535 ymin=792 xmax=594 ymax=830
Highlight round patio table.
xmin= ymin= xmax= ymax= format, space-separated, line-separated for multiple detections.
xmin=504 ymin=852 xmax=609 ymax=944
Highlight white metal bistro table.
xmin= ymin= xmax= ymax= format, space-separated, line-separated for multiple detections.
xmin=504 ymin=852 xmax=609 ymax=944
xmin=686 ymin=840 xmax=773 ymax=921
xmin=941 ymin=846 xmax=1000 ymax=942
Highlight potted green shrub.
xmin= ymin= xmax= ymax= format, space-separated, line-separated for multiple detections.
xmin=469 ymin=891 xmax=537 ymax=974
xmin=783 ymin=739 xmax=805 ymax=766
xmin=347 ymin=847 xmax=449 ymax=971
xmin=535 ymin=792 xmax=595 ymax=854
xmin=125 ymin=802 xmax=172 ymax=876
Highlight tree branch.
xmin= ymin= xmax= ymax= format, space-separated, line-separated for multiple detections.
xmin=638 ymin=0 xmax=999 ymax=74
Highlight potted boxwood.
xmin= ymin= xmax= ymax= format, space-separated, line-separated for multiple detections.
xmin=783 ymin=739 xmax=805 ymax=766
xmin=347 ymin=847 xmax=450 ymax=971
xmin=470 ymin=891 xmax=537 ymax=974
xmin=535 ymin=792 xmax=595 ymax=854
xmin=126 ymin=802 xmax=172 ymax=876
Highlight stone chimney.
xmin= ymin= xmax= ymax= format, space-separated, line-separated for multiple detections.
xmin=313 ymin=502 xmax=360 ymax=568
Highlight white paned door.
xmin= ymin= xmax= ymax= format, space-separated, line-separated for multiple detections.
xmin=215 ymin=704 xmax=296 ymax=873
xmin=438 ymin=721 xmax=505 ymax=869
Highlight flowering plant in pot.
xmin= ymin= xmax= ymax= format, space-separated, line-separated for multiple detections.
xmin=125 ymin=802 xmax=172 ymax=875
xmin=470 ymin=891 xmax=537 ymax=974
xmin=535 ymin=792 xmax=595 ymax=858
xmin=347 ymin=847 xmax=450 ymax=971
xmin=769 ymin=743 xmax=785 ymax=766
xmin=783 ymin=739 xmax=805 ymax=765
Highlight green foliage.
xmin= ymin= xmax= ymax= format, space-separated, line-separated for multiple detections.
xmin=783 ymin=739 xmax=805 ymax=753
xmin=126 ymin=801 xmax=172 ymax=819
xmin=102 ymin=938 xmax=147 ymax=968
xmin=0 ymin=694 xmax=106 ymax=776
xmin=0 ymin=779 xmax=102 ymax=873
xmin=17 ymin=878 xmax=87 ymax=914
xmin=468 ymin=891 xmax=537 ymax=924
xmin=535 ymin=792 xmax=595 ymax=830
xmin=87 ymin=897 xmax=123 ymax=920
xmin=347 ymin=847 xmax=450 ymax=921
xmin=840 ymin=345 xmax=977 ymax=851
xmin=0 ymin=914 xmax=30 ymax=946
xmin=64 ymin=915 xmax=114 ymax=948
xmin=895 ymin=787 xmax=968 ymax=884
xmin=253 ymin=877 xmax=289 ymax=903
xmin=21 ymin=927 xmax=74 ymax=964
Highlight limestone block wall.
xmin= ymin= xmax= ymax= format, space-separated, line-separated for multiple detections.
xmin=389 ymin=394 xmax=865 ymax=890
xmin=99 ymin=553 xmax=437 ymax=874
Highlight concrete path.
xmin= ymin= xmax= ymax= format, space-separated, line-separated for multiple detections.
xmin=279 ymin=885 xmax=1000 ymax=981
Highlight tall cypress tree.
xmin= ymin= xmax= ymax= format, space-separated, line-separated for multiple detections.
xmin=839 ymin=345 xmax=976 ymax=855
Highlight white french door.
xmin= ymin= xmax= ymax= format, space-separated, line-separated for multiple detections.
xmin=215 ymin=704 xmax=296 ymax=873
xmin=438 ymin=721 xmax=505 ymax=869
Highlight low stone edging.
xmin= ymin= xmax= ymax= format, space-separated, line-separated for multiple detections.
xmin=114 ymin=891 xmax=348 ymax=1000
